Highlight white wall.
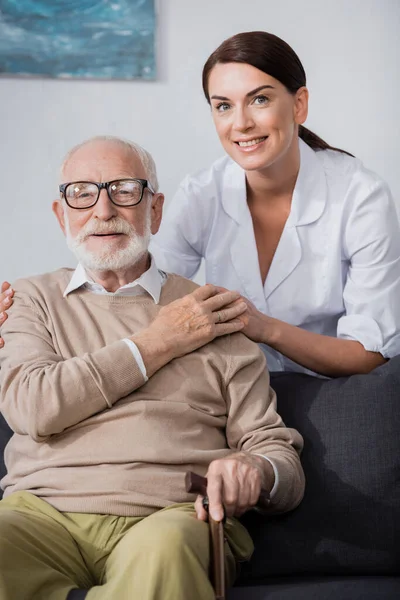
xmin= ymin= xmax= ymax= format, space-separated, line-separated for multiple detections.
xmin=1 ymin=0 xmax=399 ymax=282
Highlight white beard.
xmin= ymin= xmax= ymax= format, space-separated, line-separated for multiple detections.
xmin=64 ymin=211 xmax=151 ymax=272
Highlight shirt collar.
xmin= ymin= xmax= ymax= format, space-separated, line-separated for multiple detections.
xmin=288 ymin=138 xmax=328 ymax=226
xmin=220 ymin=138 xmax=327 ymax=227
xmin=63 ymin=255 xmax=164 ymax=303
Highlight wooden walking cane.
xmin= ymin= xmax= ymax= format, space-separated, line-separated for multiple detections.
xmin=185 ymin=472 xmax=270 ymax=600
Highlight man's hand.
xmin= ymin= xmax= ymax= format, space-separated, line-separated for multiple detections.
xmin=132 ymin=284 xmax=248 ymax=377
xmin=0 ymin=282 xmax=14 ymax=348
xmin=194 ymin=452 xmax=275 ymax=522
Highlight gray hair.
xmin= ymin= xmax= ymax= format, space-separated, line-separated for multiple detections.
xmin=60 ymin=135 xmax=159 ymax=191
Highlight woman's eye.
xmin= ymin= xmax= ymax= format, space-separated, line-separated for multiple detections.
xmin=253 ymin=95 xmax=269 ymax=106
xmin=215 ymin=102 xmax=230 ymax=113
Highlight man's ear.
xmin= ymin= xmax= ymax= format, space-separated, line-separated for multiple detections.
xmin=150 ymin=193 xmax=164 ymax=235
xmin=52 ymin=200 xmax=66 ymax=236
xmin=293 ymin=86 xmax=309 ymax=125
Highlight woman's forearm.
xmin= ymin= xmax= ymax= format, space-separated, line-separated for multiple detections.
xmin=262 ymin=317 xmax=386 ymax=377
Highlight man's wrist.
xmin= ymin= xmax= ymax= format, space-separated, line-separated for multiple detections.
xmin=252 ymin=454 xmax=275 ymax=493
xmin=130 ymin=329 xmax=175 ymax=378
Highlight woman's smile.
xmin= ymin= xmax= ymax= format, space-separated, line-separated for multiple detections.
xmin=235 ymin=136 xmax=269 ymax=151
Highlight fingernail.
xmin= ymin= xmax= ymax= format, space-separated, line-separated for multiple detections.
xmin=0 ymin=312 xmax=5 ymax=319
xmin=5 ymin=288 xmax=13 ymax=296
xmin=210 ymin=508 xmax=223 ymax=521
xmin=4 ymin=297 xmax=10 ymax=305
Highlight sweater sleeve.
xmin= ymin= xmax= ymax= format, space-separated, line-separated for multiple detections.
xmin=0 ymin=292 xmax=146 ymax=442
xmin=224 ymin=333 xmax=305 ymax=514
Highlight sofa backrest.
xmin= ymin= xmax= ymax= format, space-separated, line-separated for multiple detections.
xmin=0 ymin=413 xmax=12 ymax=496
xmin=238 ymin=358 xmax=400 ymax=583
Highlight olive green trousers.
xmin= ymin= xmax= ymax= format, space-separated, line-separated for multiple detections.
xmin=0 ymin=492 xmax=253 ymax=600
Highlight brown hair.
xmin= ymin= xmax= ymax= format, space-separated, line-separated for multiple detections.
xmin=202 ymin=31 xmax=353 ymax=156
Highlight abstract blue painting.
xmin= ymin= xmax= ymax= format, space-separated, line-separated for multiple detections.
xmin=0 ymin=0 xmax=156 ymax=79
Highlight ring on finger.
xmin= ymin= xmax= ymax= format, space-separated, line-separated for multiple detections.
xmin=217 ymin=311 xmax=222 ymax=323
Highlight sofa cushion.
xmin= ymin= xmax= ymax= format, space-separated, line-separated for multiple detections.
xmin=238 ymin=357 xmax=400 ymax=582
xmin=229 ymin=576 xmax=400 ymax=600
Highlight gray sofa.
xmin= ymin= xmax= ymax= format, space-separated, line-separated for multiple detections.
xmin=230 ymin=360 xmax=400 ymax=599
xmin=1 ymin=359 xmax=399 ymax=599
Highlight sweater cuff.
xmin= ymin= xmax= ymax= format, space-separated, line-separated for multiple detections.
xmin=87 ymin=339 xmax=147 ymax=407
xmin=263 ymin=454 xmax=305 ymax=513
xmin=254 ymin=454 xmax=279 ymax=499
xmin=123 ymin=338 xmax=148 ymax=381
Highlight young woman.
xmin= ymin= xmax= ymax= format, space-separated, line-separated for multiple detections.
xmin=2 ymin=31 xmax=400 ymax=377
xmin=151 ymin=31 xmax=400 ymax=377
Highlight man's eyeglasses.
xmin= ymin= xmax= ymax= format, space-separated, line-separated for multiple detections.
xmin=59 ymin=179 xmax=155 ymax=209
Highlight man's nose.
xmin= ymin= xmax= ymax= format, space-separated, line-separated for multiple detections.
xmin=93 ymin=188 xmax=118 ymax=220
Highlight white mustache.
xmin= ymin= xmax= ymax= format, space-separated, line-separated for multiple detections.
xmin=75 ymin=218 xmax=134 ymax=243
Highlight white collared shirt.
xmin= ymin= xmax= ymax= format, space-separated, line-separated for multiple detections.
xmin=151 ymin=139 xmax=400 ymax=375
xmin=64 ymin=258 xmax=165 ymax=302
xmin=64 ymin=259 xmax=279 ymax=497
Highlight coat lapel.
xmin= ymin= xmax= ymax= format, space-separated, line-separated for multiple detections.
xmin=264 ymin=225 xmax=302 ymax=300
xmin=219 ymin=141 xmax=328 ymax=308
xmin=221 ymin=161 xmax=267 ymax=312
xmin=265 ymin=140 xmax=328 ymax=300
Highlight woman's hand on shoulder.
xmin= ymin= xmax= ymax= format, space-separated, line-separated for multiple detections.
xmin=238 ymin=296 xmax=278 ymax=345
xmin=212 ymin=286 xmax=278 ymax=345
xmin=0 ymin=282 xmax=14 ymax=348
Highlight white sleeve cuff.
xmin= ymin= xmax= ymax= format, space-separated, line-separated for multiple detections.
xmin=254 ymin=454 xmax=279 ymax=500
xmin=337 ymin=314 xmax=384 ymax=354
xmin=122 ymin=338 xmax=148 ymax=381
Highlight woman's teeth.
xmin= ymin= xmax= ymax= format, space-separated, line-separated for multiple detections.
xmin=237 ymin=137 xmax=267 ymax=147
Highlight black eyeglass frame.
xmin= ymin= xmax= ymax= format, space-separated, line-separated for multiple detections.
xmin=59 ymin=178 xmax=155 ymax=209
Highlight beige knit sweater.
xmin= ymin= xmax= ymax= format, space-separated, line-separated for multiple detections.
xmin=0 ymin=269 xmax=304 ymax=516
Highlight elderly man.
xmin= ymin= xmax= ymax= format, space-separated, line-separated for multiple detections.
xmin=0 ymin=136 xmax=304 ymax=600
